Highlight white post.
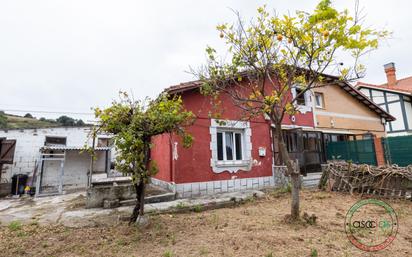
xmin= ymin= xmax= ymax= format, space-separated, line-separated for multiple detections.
xmin=35 ymin=154 xmax=43 ymax=197
xmin=58 ymin=151 xmax=65 ymax=194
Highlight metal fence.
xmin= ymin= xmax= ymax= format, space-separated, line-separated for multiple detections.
xmin=382 ymin=135 xmax=412 ymax=167
xmin=326 ymin=139 xmax=377 ymax=166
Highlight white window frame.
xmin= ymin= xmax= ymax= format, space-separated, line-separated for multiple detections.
xmin=314 ymin=92 xmax=324 ymax=108
xmin=210 ymin=119 xmax=252 ymax=173
xmin=291 ymin=85 xmax=312 ymax=114
xmin=216 ymin=129 xmax=243 ymax=162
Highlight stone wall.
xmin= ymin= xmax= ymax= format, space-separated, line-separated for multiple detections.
xmin=86 ymin=184 xmax=136 ymax=208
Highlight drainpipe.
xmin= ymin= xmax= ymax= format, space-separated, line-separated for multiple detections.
xmin=311 ymin=90 xmax=318 ymax=130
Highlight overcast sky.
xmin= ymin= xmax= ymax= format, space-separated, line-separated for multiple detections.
xmin=0 ymin=0 xmax=410 ymax=121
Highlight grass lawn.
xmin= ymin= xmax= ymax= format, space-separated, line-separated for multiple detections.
xmin=0 ymin=190 xmax=411 ymax=257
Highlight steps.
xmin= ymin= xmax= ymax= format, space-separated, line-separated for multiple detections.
xmin=302 ymin=172 xmax=322 ymax=188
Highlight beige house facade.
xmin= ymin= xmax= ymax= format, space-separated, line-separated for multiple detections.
xmin=313 ymin=83 xmax=389 ymax=139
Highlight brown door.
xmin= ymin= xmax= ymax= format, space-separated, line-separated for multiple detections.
xmin=0 ymin=139 xmax=16 ymax=181
xmin=0 ymin=139 xmax=16 ymax=164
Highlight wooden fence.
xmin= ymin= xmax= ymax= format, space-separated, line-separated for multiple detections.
xmin=322 ymin=162 xmax=412 ymax=200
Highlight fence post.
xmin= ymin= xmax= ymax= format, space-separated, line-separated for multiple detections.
xmin=373 ymin=136 xmax=385 ymax=166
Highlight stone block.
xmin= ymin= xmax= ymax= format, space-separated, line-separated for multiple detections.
xmin=103 ymin=199 xmax=120 ymax=209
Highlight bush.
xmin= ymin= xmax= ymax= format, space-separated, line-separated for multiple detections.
xmin=8 ymin=221 xmax=22 ymax=231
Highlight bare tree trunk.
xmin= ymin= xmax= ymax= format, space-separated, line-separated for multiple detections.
xmin=138 ymin=177 xmax=146 ymax=216
xmin=129 ymin=138 xmax=150 ymax=225
xmin=290 ymin=162 xmax=300 ymax=220
xmin=129 ymin=177 xmax=145 ymax=224
xmin=274 ymin=121 xmax=300 ymax=220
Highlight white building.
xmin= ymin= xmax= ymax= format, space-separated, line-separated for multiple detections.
xmin=0 ymin=126 xmax=112 ymax=196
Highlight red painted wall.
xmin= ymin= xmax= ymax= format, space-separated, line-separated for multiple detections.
xmin=173 ymin=117 xmax=273 ymax=183
xmin=152 ymin=133 xmax=172 ymax=182
xmin=153 ymin=83 xmax=315 ymax=184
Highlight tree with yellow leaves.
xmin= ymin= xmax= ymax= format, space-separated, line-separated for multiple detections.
xmin=194 ymin=0 xmax=388 ymax=220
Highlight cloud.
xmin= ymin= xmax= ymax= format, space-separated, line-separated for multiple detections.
xmin=0 ymin=0 xmax=409 ymax=119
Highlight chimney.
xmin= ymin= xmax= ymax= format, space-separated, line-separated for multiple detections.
xmin=384 ymin=62 xmax=397 ymax=87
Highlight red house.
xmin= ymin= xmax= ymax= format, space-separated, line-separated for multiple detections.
xmin=150 ymin=75 xmax=394 ymax=198
xmin=150 ymin=80 xmax=315 ymax=198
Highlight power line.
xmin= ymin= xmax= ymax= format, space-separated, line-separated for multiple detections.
xmin=0 ymin=109 xmax=94 ymax=115
xmin=0 ymin=103 xmax=92 ymax=110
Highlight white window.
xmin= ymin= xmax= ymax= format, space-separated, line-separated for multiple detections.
xmin=386 ymin=93 xmax=399 ymax=102
xmin=210 ymin=119 xmax=252 ymax=173
xmin=315 ymin=92 xmax=324 ymax=108
xmin=97 ymin=137 xmax=112 ymax=147
xmin=360 ymin=88 xmax=371 ymax=99
xmin=388 ymin=102 xmax=404 ymax=131
xmin=45 ymin=136 xmax=66 ymax=146
xmin=291 ymin=85 xmax=312 ymax=114
xmin=371 ymin=90 xmax=385 ymax=104
xmin=217 ymin=130 xmax=243 ymax=161
xmin=404 ymin=102 xmax=412 ymax=130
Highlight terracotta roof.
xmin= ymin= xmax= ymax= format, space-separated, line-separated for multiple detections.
xmin=164 ymin=76 xmax=395 ymax=122
xmin=165 ymin=80 xmax=202 ymax=94
xmin=356 ymin=76 xmax=412 ymax=95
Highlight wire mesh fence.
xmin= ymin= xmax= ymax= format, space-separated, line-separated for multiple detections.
xmin=383 ymin=135 xmax=412 ymax=167
xmin=326 ymin=139 xmax=377 ymax=166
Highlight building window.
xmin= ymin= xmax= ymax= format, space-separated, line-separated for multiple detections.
xmin=45 ymin=136 xmax=66 ymax=146
xmin=315 ymin=93 xmax=324 ymax=108
xmin=291 ymin=85 xmax=312 ymax=114
xmin=97 ymin=137 xmax=112 ymax=147
xmin=283 ymin=131 xmax=298 ymax=152
xmin=217 ymin=131 xmax=243 ymax=161
xmin=210 ymin=119 xmax=252 ymax=173
xmin=295 ymin=88 xmax=306 ymax=106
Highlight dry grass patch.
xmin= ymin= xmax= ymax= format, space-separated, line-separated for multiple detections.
xmin=0 ymin=190 xmax=411 ymax=257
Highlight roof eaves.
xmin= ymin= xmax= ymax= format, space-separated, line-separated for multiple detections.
xmin=356 ymin=83 xmax=412 ymax=95
xmin=338 ymin=81 xmax=396 ymax=122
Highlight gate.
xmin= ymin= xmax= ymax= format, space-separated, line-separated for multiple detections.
xmin=326 ymin=139 xmax=377 ymax=165
xmin=382 ymin=135 xmax=412 ymax=167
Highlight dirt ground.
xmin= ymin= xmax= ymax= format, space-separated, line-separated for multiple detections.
xmin=0 ymin=190 xmax=411 ymax=257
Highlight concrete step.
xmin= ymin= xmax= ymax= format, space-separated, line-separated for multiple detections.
xmin=119 ymin=192 xmax=176 ymax=207
xmin=302 ymin=172 xmax=322 ymax=188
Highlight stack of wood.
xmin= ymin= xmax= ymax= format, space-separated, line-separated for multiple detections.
xmin=319 ymin=161 xmax=412 ymax=199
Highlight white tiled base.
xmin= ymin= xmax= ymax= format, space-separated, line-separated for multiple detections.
xmin=150 ymin=165 xmax=320 ymax=199
xmin=152 ymin=176 xmax=278 ymax=198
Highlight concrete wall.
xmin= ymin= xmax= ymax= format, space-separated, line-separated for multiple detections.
xmin=38 ymin=150 xmax=108 ymax=193
xmin=0 ymin=127 xmax=95 ymax=182
xmin=314 ymin=85 xmax=386 ymax=137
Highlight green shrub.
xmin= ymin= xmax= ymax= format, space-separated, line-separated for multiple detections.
xmin=8 ymin=221 xmax=22 ymax=231
xmin=310 ymin=248 xmax=318 ymax=257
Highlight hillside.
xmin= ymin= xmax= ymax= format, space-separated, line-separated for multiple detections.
xmin=1 ymin=114 xmax=60 ymax=129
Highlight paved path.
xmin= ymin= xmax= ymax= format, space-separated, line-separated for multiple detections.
xmin=0 ymin=190 xmax=264 ymax=228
